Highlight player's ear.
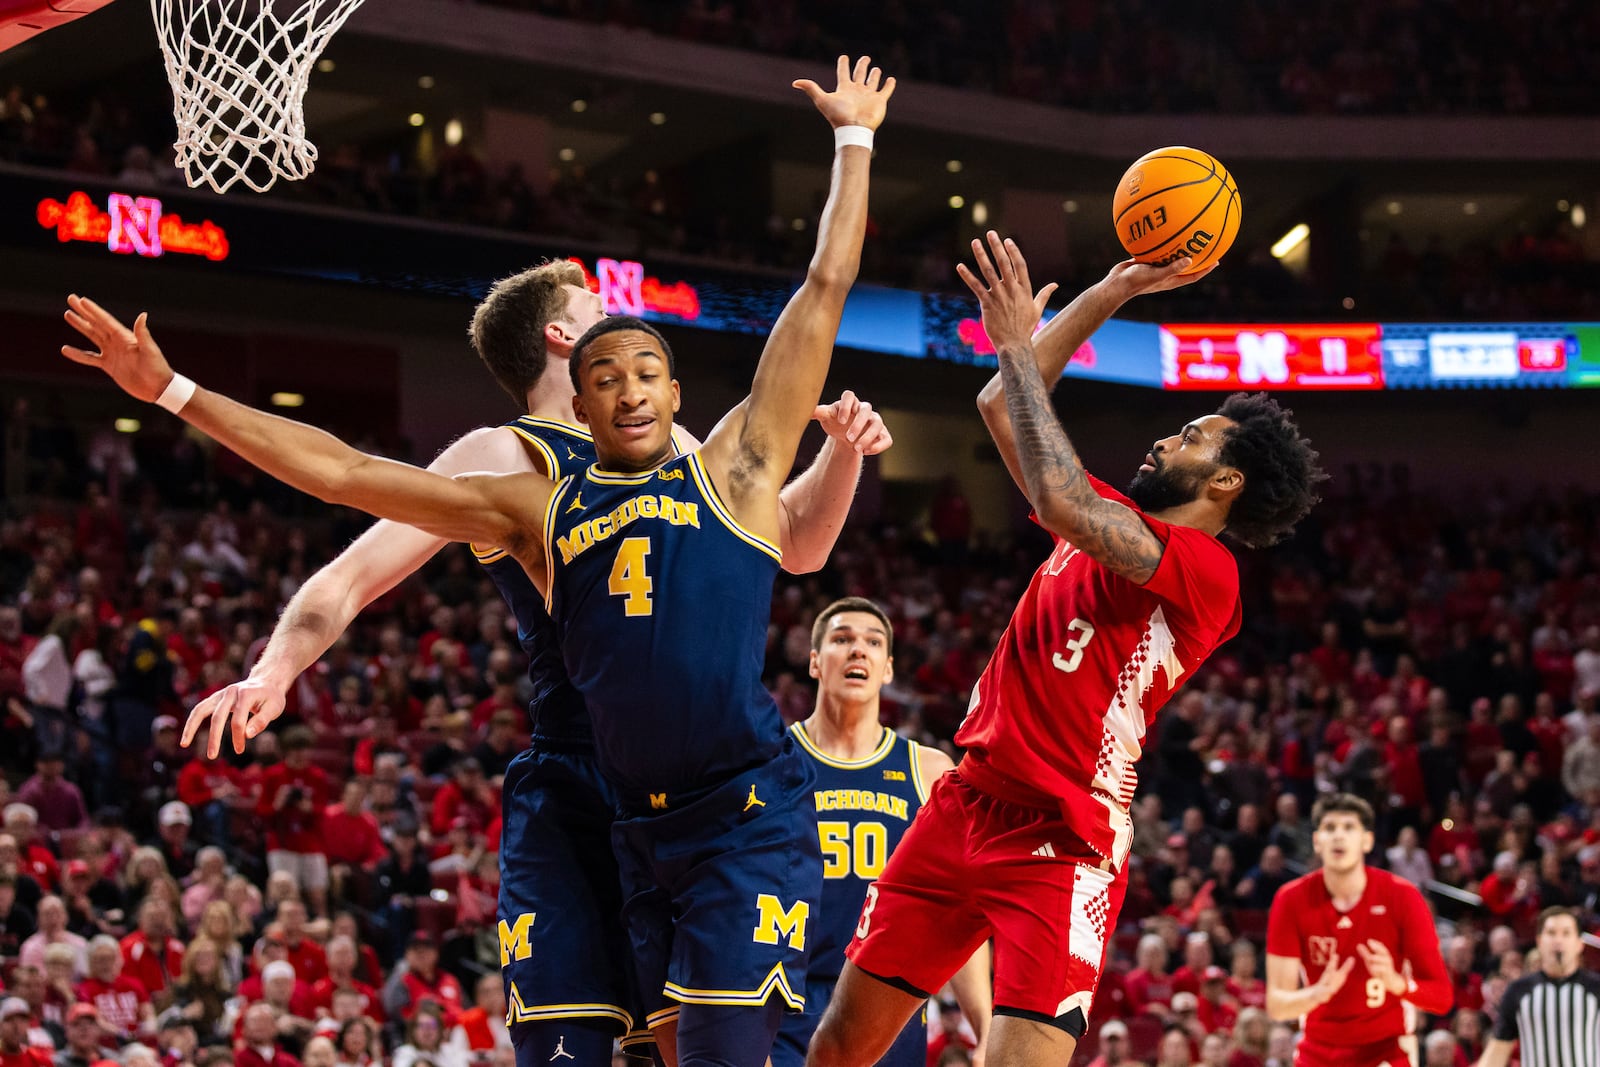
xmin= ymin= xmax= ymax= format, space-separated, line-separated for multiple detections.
xmin=808 ymin=650 xmax=821 ymax=681
xmin=881 ymin=656 xmax=893 ymax=685
xmin=545 ymin=320 xmax=576 ymax=351
xmin=670 ymin=380 xmax=681 ymax=414
xmin=572 ymin=393 xmax=589 ymax=426
xmin=1210 ymin=465 xmax=1243 ymax=497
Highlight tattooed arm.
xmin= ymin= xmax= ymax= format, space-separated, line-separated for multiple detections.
xmin=959 ymin=232 xmax=1165 ymax=584
xmin=993 ymin=338 xmax=1165 ymax=582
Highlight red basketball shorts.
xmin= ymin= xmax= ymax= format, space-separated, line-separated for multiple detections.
xmin=845 ymin=767 xmax=1126 ymax=1029
xmin=1294 ymin=1036 xmax=1412 ymax=1067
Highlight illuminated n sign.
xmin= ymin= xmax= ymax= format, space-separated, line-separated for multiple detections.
xmin=568 ymin=256 xmax=700 ymax=322
xmin=36 ymin=190 xmax=230 ymax=262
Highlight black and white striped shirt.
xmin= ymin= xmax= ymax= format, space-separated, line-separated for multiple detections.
xmin=1494 ymin=969 xmax=1600 ymax=1067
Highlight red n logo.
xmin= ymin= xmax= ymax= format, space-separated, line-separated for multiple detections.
xmin=107 ymin=193 xmax=163 ymax=258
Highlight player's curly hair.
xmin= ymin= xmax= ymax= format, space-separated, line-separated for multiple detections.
xmin=569 ymin=316 xmax=676 ymax=392
xmin=1213 ymin=392 xmax=1327 ymax=549
xmin=468 ymin=259 xmax=588 ymax=407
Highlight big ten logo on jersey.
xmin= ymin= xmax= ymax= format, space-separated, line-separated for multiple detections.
xmin=499 ymin=913 xmax=537 ymax=967
xmin=752 ymin=894 xmax=810 ymax=951
xmin=1306 ymin=935 xmax=1337 ymax=968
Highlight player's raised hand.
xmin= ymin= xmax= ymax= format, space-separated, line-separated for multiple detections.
xmin=1356 ymin=939 xmax=1407 ymax=995
xmin=957 ymin=231 xmax=1059 ymax=351
xmin=1103 ymin=257 xmax=1219 ymax=299
xmin=1311 ymin=950 xmax=1356 ymax=1005
xmin=793 ymin=55 xmax=896 ymax=131
xmin=182 ymin=674 xmax=290 ymax=759
xmin=814 ymin=390 xmax=893 ymax=455
xmin=61 ymin=295 xmax=177 ymax=403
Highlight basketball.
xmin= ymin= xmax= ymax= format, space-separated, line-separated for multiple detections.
xmin=1112 ymin=146 xmax=1241 ymax=273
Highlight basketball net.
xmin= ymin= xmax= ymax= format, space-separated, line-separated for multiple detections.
xmin=151 ymin=0 xmax=366 ymax=193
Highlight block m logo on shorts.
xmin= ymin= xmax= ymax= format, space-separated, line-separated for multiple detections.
xmin=751 ymin=894 xmax=810 ymax=951
xmin=499 ymin=912 xmax=536 ymax=967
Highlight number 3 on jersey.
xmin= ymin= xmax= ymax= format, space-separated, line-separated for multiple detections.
xmin=609 ymin=537 xmax=654 ymax=616
xmin=1052 ymin=617 xmax=1096 ymax=673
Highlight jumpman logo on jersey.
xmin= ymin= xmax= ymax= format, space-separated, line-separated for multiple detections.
xmin=549 ymin=1036 xmax=574 ymax=1061
xmin=566 ymin=492 xmax=585 ymax=513
xmin=744 ymin=784 xmax=766 ymax=811
xmin=565 ymin=445 xmax=582 ymax=461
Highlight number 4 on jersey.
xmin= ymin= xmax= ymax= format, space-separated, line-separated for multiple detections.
xmin=609 ymin=536 xmax=654 ymax=616
xmin=1052 ymin=617 xmax=1096 ymax=673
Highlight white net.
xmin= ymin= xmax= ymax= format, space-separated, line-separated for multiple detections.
xmin=152 ymin=0 xmax=367 ymax=193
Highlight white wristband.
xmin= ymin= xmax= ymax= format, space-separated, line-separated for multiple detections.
xmin=834 ymin=125 xmax=873 ymax=152
xmin=155 ymin=372 xmax=196 ymax=414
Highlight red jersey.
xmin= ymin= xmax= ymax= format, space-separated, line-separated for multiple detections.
xmin=955 ymin=477 xmax=1240 ymax=866
xmin=121 ymin=930 xmax=185 ymax=997
xmin=255 ymin=762 xmax=332 ymax=853
xmin=1266 ymin=866 xmax=1452 ymax=1048
xmin=77 ymin=974 xmax=149 ymax=1039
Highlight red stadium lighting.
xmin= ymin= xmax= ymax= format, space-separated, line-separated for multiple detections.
xmin=35 ymin=190 xmax=231 ymax=262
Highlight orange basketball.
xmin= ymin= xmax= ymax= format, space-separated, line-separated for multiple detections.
xmin=1112 ymin=147 xmax=1241 ymax=273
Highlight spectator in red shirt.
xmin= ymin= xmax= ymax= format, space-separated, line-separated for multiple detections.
xmin=321 ymin=780 xmax=386 ymax=903
xmin=0 ymin=998 xmax=51 ymax=1067
xmin=350 ymin=713 xmax=406 ymax=780
xmin=1196 ymin=966 xmax=1238 ymax=1033
xmin=77 ymin=934 xmax=153 ymax=1043
xmin=175 ymin=746 xmax=246 ymax=846
xmin=256 ymin=728 xmax=332 ymax=917
xmin=1169 ymin=931 xmax=1214 ymax=996
xmin=166 ymin=608 xmax=222 ymax=688
xmin=329 ymin=913 xmax=384 ymax=990
xmin=119 ymin=898 xmax=185 ymax=1009
xmin=3 ymin=806 xmax=57 ymax=891
xmin=275 ymin=900 xmax=327 ymax=986
xmin=235 ymin=1003 xmax=302 ymax=1067
xmin=1444 ymin=934 xmax=1484 ymax=1011
xmin=380 ymin=933 xmax=463 ymax=1027
xmin=1227 ymin=940 xmax=1266 ymax=1010
xmin=310 ymin=936 xmax=383 ymax=1024
xmin=1124 ymin=933 xmax=1176 ymax=1020
xmin=428 ymin=758 xmax=495 ymax=837
xmin=1308 ymin=621 xmax=1351 ymax=687
xmin=1383 ymin=714 xmax=1427 ymax=827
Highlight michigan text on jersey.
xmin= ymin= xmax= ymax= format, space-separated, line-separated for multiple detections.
xmin=555 ymin=495 xmax=701 ymax=564
xmin=813 ymin=788 xmax=911 ymax=821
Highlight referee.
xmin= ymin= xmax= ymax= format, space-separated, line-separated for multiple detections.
xmin=1477 ymin=907 xmax=1600 ymax=1067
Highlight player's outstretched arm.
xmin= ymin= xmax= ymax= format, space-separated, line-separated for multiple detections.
xmin=684 ymin=391 xmax=891 ymax=573
xmin=775 ymin=391 xmax=891 ymax=572
xmin=959 ymin=234 xmax=1162 ymax=584
xmin=180 ymin=426 xmax=534 ymax=758
xmin=699 ymin=56 xmax=893 ymax=541
xmin=61 ymin=296 xmax=549 ymax=551
xmin=977 ymin=257 xmax=1212 ymax=496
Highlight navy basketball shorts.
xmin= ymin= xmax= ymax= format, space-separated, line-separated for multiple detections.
xmin=770 ymin=973 xmax=926 ymax=1067
xmin=498 ymin=744 xmax=652 ymax=1048
xmin=611 ymin=740 xmax=824 ymax=1031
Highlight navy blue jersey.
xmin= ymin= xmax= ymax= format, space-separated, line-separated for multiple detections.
xmin=543 ymin=451 xmax=784 ymax=805
xmin=472 ymin=415 xmax=596 ymax=743
xmin=790 ymin=723 xmax=929 ymax=980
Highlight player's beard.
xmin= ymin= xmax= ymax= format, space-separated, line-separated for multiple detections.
xmin=1125 ymin=459 xmax=1214 ymax=513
